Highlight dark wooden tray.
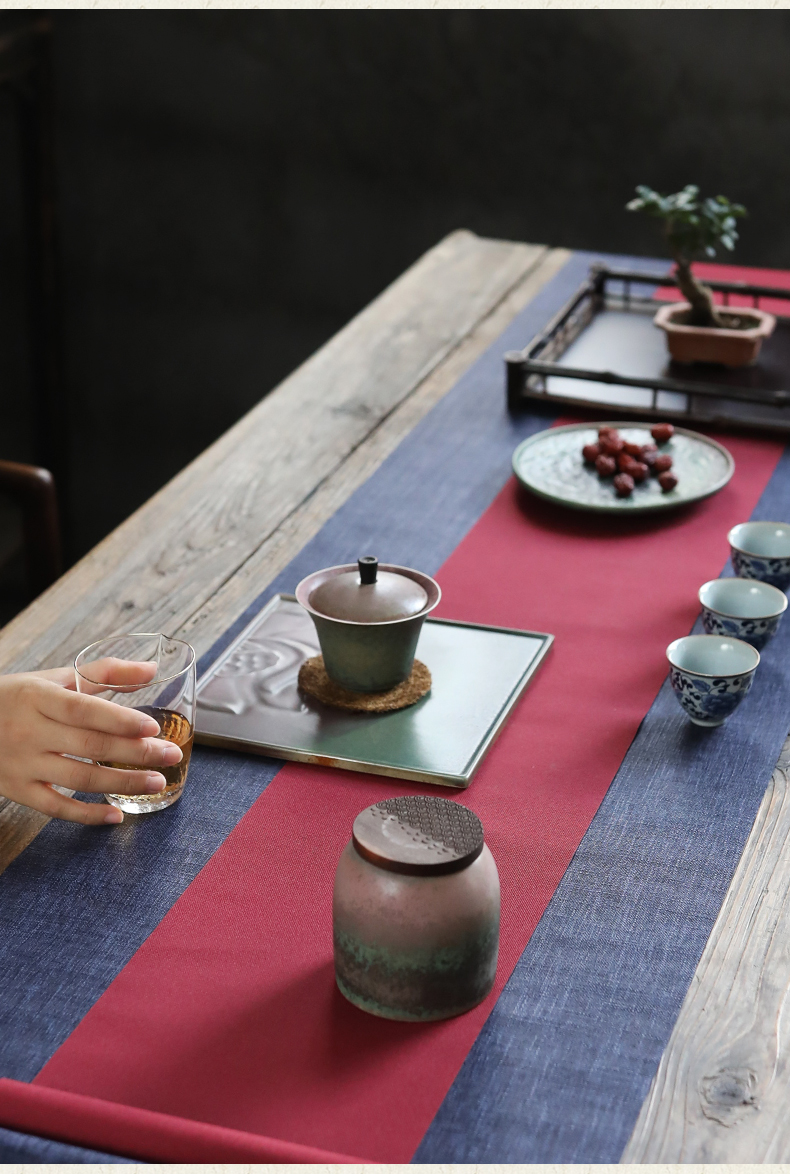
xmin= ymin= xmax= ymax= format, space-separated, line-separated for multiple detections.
xmin=505 ymin=266 xmax=790 ymax=435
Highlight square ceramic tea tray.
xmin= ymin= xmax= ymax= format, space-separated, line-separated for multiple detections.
xmin=195 ymin=594 xmax=553 ymax=788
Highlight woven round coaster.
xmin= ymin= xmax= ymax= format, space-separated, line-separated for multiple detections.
xmin=298 ymin=656 xmax=432 ymax=713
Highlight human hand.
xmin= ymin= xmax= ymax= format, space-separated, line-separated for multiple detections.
xmin=0 ymin=661 xmax=184 ymax=825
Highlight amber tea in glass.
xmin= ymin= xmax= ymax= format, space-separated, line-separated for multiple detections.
xmin=74 ymin=633 xmax=196 ymax=814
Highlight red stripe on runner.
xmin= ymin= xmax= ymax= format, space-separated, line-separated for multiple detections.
xmin=30 ymin=426 xmax=782 ymax=1162
xmin=0 ymin=1078 xmax=367 ymax=1163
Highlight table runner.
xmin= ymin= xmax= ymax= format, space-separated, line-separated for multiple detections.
xmin=1 ymin=253 xmax=789 ymax=1163
xmin=0 ymin=1080 xmax=366 ymax=1163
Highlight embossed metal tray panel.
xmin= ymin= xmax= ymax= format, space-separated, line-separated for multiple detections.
xmin=195 ymin=594 xmax=553 ymax=788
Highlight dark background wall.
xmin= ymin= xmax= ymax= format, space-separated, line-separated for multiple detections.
xmin=1 ymin=12 xmax=790 ymax=601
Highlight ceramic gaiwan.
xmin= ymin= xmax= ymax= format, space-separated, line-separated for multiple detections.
xmin=296 ymin=557 xmax=440 ymax=693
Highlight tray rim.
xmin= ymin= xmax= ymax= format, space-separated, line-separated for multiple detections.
xmin=195 ymin=593 xmax=554 ymax=789
xmin=512 ymin=420 xmax=735 ymax=515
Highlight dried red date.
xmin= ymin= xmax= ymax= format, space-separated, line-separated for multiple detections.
xmin=584 ymin=426 xmax=678 ymax=498
xmin=595 ymin=454 xmax=617 ymax=478
xmin=651 ymin=423 xmax=675 ymax=444
xmin=613 ymin=472 xmax=635 ymax=497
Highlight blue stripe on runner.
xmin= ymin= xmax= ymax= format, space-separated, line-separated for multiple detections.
xmin=0 ymin=1125 xmax=134 ymax=1162
xmin=415 ymin=445 xmax=790 ymax=1163
xmin=0 ymin=248 xmax=615 ymax=1097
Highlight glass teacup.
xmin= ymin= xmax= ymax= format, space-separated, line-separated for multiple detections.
xmin=74 ymin=633 xmax=196 ymax=814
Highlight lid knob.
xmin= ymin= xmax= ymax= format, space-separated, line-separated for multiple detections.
xmin=358 ymin=556 xmax=378 ymax=585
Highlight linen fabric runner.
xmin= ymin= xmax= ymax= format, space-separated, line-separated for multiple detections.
xmin=1 ymin=254 xmax=789 ymax=1163
xmin=0 ymin=1080 xmax=367 ymax=1164
xmin=0 ymin=1125 xmax=132 ymax=1164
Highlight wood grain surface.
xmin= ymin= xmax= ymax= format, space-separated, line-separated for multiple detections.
xmin=0 ymin=232 xmax=566 ymax=873
xmin=623 ymin=732 xmax=790 ymax=1162
xmin=0 ymin=231 xmax=547 ymax=678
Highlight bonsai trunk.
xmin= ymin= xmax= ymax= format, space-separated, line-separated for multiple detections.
xmin=673 ymin=257 xmax=723 ymax=328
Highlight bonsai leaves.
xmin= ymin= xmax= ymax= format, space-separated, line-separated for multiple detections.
xmin=627 ymin=184 xmax=747 ymax=263
xmin=627 ymin=184 xmax=748 ymax=328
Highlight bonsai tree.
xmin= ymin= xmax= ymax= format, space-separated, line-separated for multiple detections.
xmin=627 ymin=184 xmax=747 ymax=328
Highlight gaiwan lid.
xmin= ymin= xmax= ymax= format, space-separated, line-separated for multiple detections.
xmin=353 ymin=795 xmax=485 ymax=876
xmin=308 ymin=557 xmax=428 ymax=623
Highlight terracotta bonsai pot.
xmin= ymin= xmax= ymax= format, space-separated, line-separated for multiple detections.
xmin=654 ymin=301 xmax=775 ymax=368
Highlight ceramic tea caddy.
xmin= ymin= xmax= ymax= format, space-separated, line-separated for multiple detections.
xmin=333 ymin=795 xmax=500 ymax=1021
xmin=295 ymin=557 xmax=440 ymax=693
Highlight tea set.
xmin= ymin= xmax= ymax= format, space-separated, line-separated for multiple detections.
xmin=293 ymin=522 xmax=790 ymax=735
xmin=667 ymin=521 xmax=790 ymax=728
xmin=291 ymin=527 xmax=790 ymax=1021
xmin=290 ymin=516 xmax=790 ymax=1017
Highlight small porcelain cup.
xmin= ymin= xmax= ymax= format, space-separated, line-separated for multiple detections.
xmin=666 ymin=634 xmax=760 ymax=728
xmin=728 ymin=521 xmax=790 ymax=590
xmin=698 ymin=578 xmax=788 ymax=650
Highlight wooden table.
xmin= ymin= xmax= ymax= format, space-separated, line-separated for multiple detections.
xmin=1 ymin=230 xmax=787 ymax=1163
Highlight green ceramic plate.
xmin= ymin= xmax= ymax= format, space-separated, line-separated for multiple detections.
xmin=512 ymin=421 xmax=735 ymax=515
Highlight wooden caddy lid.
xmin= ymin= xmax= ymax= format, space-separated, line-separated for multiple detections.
xmin=352 ymin=795 xmax=484 ymax=876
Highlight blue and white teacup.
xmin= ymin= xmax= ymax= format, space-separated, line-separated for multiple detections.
xmin=728 ymin=522 xmax=790 ymax=590
xmin=698 ymin=578 xmax=788 ymax=650
xmin=666 ymin=634 xmax=760 ymax=728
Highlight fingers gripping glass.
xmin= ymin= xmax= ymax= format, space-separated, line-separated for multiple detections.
xmin=74 ymin=634 xmax=196 ymax=815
